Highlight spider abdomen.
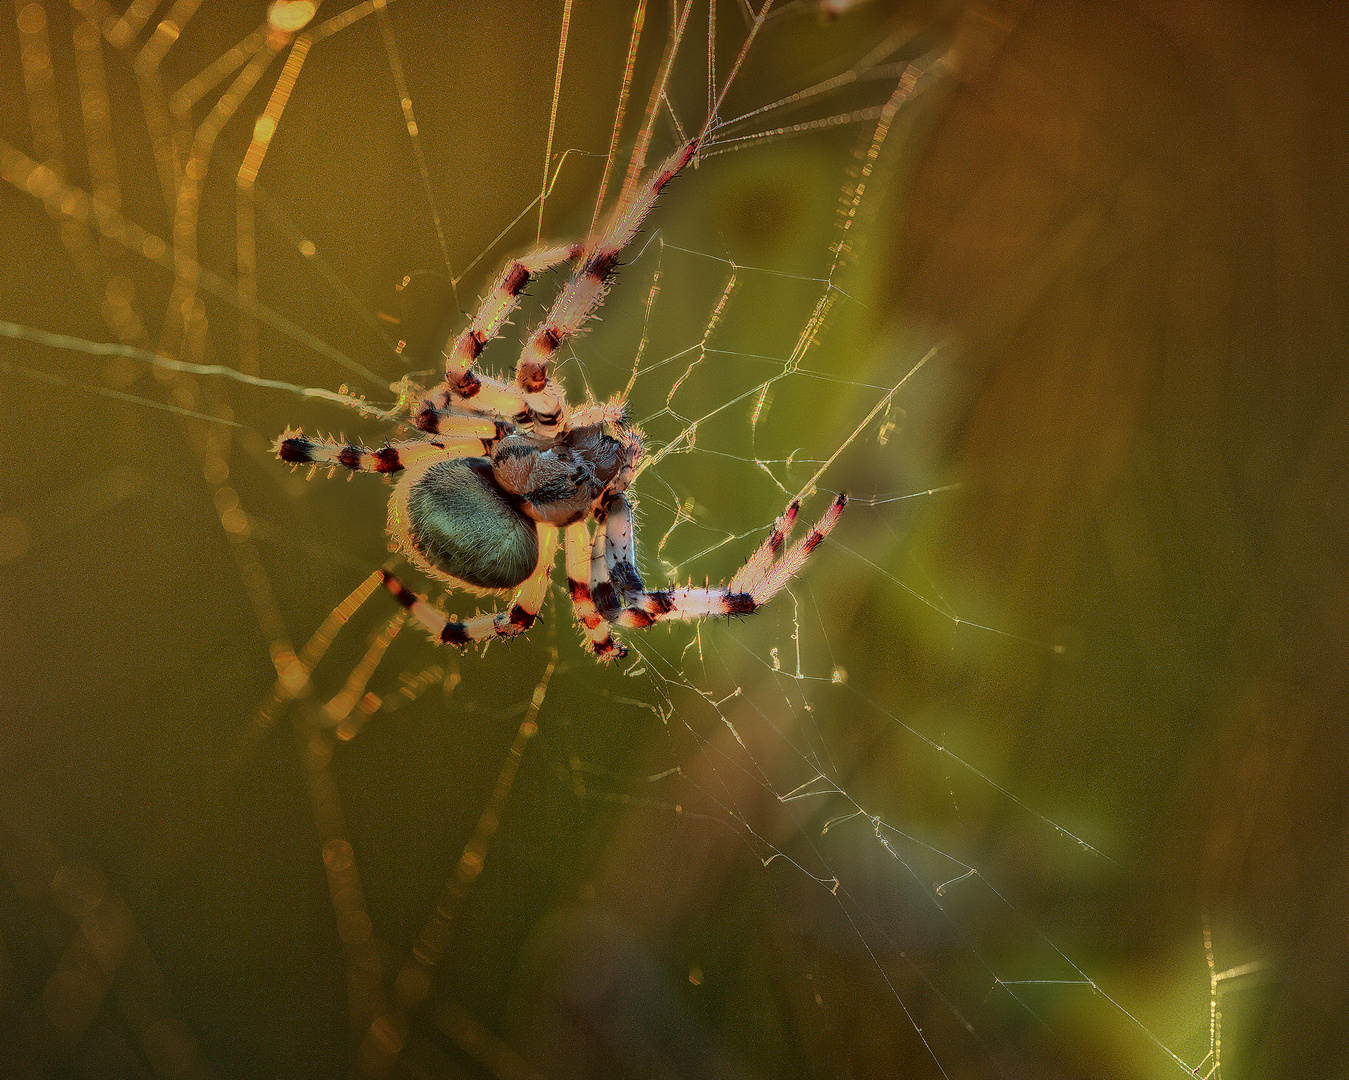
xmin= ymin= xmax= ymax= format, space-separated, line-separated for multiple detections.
xmin=394 ymin=458 xmax=539 ymax=590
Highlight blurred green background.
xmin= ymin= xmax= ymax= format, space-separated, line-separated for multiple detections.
xmin=1 ymin=1 xmax=1346 ymax=1078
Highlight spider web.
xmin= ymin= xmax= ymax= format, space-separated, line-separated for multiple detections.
xmin=0 ymin=1 xmax=1293 ymax=1077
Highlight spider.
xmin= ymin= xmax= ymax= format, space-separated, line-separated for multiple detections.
xmin=274 ymin=135 xmax=845 ymax=661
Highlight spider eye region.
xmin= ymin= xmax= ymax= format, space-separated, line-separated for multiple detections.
xmin=397 ymin=458 xmax=539 ymax=590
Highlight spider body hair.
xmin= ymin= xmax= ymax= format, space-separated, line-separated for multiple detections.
xmin=395 ymin=458 xmax=539 ymax=590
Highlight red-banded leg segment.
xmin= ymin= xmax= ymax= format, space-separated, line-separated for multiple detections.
xmin=594 ymin=493 xmax=847 ymax=629
xmin=440 ymin=243 xmax=581 ymax=392
xmin=513 ymin=139 xmax=702 ymax=439
xmin=597 ymin=493 xmax=643 ymax=605
xmin=565 ymin=521 xmax=624 ymax=661
xmin=417 ymin=377 xmax=552 ymax=433
xmin=411 ymin=402 xmax=513 ymax=440
xmin=274 ymin=431 xmax=488 ymax=474
xmin=413 ymin=242 xmax=582 ymax=433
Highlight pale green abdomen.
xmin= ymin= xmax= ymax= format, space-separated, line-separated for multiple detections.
xmin=399 ymin=458 xmax=539 ymax=590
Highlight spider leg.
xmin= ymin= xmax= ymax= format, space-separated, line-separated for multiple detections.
xmin=440 ymin=243 xmax=581 ymax=394
xmin=564 ymin=521 xmax=625 ymax=661
xmin=274 ymin=431 xmax=488 ymax=474
xmin=594 ymin=494 xmax=847 ymax=628
xmin=417 ymin=377 xmax=538 ymax=432
xmin=585 ymin=493 xmax=645 ymax=637
xmin=514 ymin=139 xmax=701 ymax=438
xmin=415 ymin=396 xmax=517 ymax=438
xmin=568 ymin=401 xmax=629 ymax=429
xmin=414 ymin=140 xmax=698 ymax=440
xmin=382 ymin=526 xmax=560 ymax=646
xmin=597 ymin=493 xmax=644 ymax=606
xmin=415 ymin=242 xmax=584 ymax=433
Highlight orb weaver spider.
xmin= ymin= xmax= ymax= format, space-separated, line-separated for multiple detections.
xmin=275 ymin=133 xmax=844 ymax=661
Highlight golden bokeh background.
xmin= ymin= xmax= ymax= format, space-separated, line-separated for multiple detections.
xmin=1 ymin=1 xmax=1345 ymax=1077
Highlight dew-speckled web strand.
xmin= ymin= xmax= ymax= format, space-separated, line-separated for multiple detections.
xmin=0 ymin=141 xmax=386 ymax=390
xmin=0 ymin=321 xmax=387 ymax=415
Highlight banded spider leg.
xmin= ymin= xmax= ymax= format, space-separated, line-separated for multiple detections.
xmin=418 ymin=139 xmax=703 ymax=439
xmin=379 ymin=490 xmax=845 ymax=660
xmin=589 ymin=493 xmax=849 ymax=629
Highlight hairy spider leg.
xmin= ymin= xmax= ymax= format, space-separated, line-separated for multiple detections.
xmin=594 ymin=494 xmax=847 ymax=628
xmin=588 ymin=494 xmax=646 ymax=622
xmin=564 ymin=521 xmax=625 ymax=661
xmin=598 ymin=493 xmax=644 ymax=605
xmin=567 ymin=401 xmax=629 ymax=428
xmin=413 ymin=243 xmax=582 ymax=432
xmin=415 ymin=398 xmax=518 ymax=438
xmin=426 ymin=242 xmax=581 ymax=408
xmin=381 ymin=526 xmax=560 ymax=646
xmin=729 ymin=494 xmax=846 ymax=600
xmin=413 ymin=138 xmax=699 ymax=441
xmin=731 ymin=496 xmax=802 ymax=592
xmin=274 ymin=431 xmax=488 ymax=474
xmin=513 ymin=138 xmax=703 ymax=439
xmin=421 ymin=378 xmax=535 ymax=429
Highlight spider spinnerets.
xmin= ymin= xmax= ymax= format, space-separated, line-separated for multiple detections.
xmin=274 ymin=135 xmax=844 ymax=661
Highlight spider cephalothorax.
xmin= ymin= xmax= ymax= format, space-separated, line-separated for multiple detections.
xmin=275 ymin=134 xmax=843 ymax=660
